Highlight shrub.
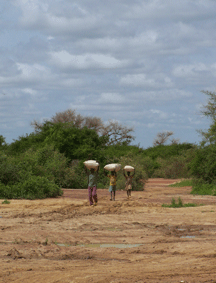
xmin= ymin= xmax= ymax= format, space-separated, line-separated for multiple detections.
xmin=142 ymin=143 xmax=195 ymax=160
xmin=112 ymin=153 xmax=148 ymax=191
xmin=190 ymin=144 xmax=216 ymax=184
xmin=152 ymin=151 xmax=194 ymax=179
xmin=190 ymin=179 xmax=216 ymax=196
xmin=169 ymin=179 xmax=193 ymax=187
xmin=189 ymin=144 xmax=216 ymax=195
xmin=0 ymin=176 xmax=62 ymax=200
xmin=162 ymin=197 xmax=200 ymax=208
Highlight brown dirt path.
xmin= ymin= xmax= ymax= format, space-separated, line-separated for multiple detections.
xmin=1 ymin=178 xmax=216 ymax=283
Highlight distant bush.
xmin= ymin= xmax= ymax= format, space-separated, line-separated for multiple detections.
xmin=0 ymin=176 xmax=62 ymax=199
xmin=112 ymin=153 xmax=148 ymax=191
xmin=168 ymin=179 xmax=193 ymax=187
xmin=190 ymin=144 xmax=216 ymax=184
xmin=141 ymin=143 xmax=195 ymax=160
xmin=152 ymin=149 xmax=195 ymax=179
xmin=190 ymin=180 xmax=216 ymax=196
xmin=162 ymin=197 xmax=200 ymax=208
xmin=189 ymin=144 xmax=216 ymax=195
xmin=0 ymin=145 xmax=69 ymax=199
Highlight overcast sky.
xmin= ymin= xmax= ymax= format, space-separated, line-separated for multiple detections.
xmin=1 ymin=0 xmax=216 ymax=148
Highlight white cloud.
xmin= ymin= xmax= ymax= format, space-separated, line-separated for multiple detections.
xmin=150 ymin=109 xmax=168 ymax=120
xmin=98 ymin=93 xmax=125 ymax=104
xmin=22 ymin=88 xmax=37 ymax=96
xmin=49 ymin=50 xmax=127 ymax=70
xmin=1 ymin=0 xmax=215 ymax=146
xmin=173 ymin=63 xmax=208 ymax=77
xmin=120 ymin=74 xmax=155 ymax=87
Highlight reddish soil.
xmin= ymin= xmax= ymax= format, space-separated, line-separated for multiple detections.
xmin=1 ymin=178 xmax=216 ymax=283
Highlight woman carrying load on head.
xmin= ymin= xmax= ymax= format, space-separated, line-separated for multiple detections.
xmin=84 ymin=164 xmax=99 ymax=206
xmin=123 ymin=169 xmax=135 ymax=198
xmin=104 ymin=169 xmax=117 ymax=201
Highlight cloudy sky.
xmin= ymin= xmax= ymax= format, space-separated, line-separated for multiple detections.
xmin=1 ymin=0 xmax=216 ymax=148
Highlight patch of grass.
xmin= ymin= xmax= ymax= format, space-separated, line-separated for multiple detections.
xmin=2 ymin=199 xmax=10 ymax=204
xmin=191 ymin=182 xmax=216 ymax=196
xmin=169 ymin=179 xmax=193 ymax=187
xmin=162 ymin=197 xmax=202 ymax=208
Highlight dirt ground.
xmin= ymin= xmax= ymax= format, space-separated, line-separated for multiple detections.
xmin=1 ymin=178 xmax=216 ymax=283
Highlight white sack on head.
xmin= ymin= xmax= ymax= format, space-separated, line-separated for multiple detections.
xmin=104 ymin=163 xmax=121 ymax=172
xmin=84 ymin=160 xmax=99 ymax=169
xmin=124 ymin=165 xmax=134 ymax=172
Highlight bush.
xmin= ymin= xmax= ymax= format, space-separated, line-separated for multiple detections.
xmin=113 ymin=153 xmax=148 ymax=191
xmin=142 ymin=143 xmax=195 ymax=160
xmin=189 ymin=144 xmax=216 ymax=195
xmin=0 ymin=153 xmax=20 ymax=185
xmin=190 ymin=144 xmax=216 ymax=184
xmin=190 ymin=179 xmax=216 ymax=196
xmin=0 ymin=145 xmax=67 ymax=199
xmin=162 ymin=197 xmax=199 ymax=208
xmin=169 ymin=179 xmax=193 ymax=187
xmin=0 ymin=176 xmax=62 ymax=199
xmin=62 ymin=160 xmax=87 ymax=189
xmin=152 ymin=150 xmax=195 ymax=179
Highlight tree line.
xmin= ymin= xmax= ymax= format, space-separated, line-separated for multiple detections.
xmin=0 ymin=90 xmax=216 ymax=199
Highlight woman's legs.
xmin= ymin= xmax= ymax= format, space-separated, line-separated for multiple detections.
xmin=92 ymin=186 xmax=97 ymax=204
xmin=110 ymin=191 xmax=115 ymax=201
xmin=88 ymin=187 xmax=93 ymax=205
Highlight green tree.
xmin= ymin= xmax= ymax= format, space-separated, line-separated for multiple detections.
xmin=0 ymin=135 xmax=7 ymax=148
xmin=7 ymin=122 xmax=107 ymax=162
xmin=199 ymin=90 xmax=216 ymax=145
xmin=41 ymin=122 xmax=108 ymax=162
xmin=189 ymin=90 xmax=216 ymax=195
xmin=31 ymin=109 xmax=135 ymax=146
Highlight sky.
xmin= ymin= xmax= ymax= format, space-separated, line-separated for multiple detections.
xmin=1 ymin=0 xmax=216 ymax=148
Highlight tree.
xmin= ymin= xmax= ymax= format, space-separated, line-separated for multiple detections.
xmin=31 ymin=109 xmax=135 ymax=146
xmin=153 ymin=131 xmax=174 ymax=146
xmin=199 ymin=90 xmax=216 ymax=145
xmin=41 ymin=122 xmax=107 ymax=161
xmin=0 ymin=135 xmax=7 ymax=148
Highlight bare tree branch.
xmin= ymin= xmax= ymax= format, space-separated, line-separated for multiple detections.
xmin=153 ymin=131 xmax=174 ymax=146
xmin=31 ymin=109 xmax=135 ymax=146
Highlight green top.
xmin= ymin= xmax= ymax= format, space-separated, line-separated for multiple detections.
xmin=88 ymin=172 xmax=98 ymax=187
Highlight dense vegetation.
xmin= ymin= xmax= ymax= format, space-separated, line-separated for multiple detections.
xmin=1 ymin=90 xmax=216 ymax=199
xmin=0 ymin=125 xmax=196 ymax=199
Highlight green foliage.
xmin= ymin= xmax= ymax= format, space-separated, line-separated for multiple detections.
xmin=2 ymin=199 xmax=10 ymax=204
xmin=7 ymin=122 xmax=107 ymax=163
xmin=0 ymin=135 xmax=7 ymax=148
xmin=0 ymin=176 xmax=62 ymax=199
xmin=162 ymin=197 xmax=199 ymax=208
xmin=189 ymin=91 xmax=216 ymax=195
xmin=7 ymin=132 xmax=45 ymax=155
xmin=169 ymin=179 xmax=193 ymax=187
xmin=0 ymin=150 xmax=24 ymax=186
xmin=63 ymin=160 xmax=87 ymax=189
xmin=190 ymin=180 xmax=216 ymax=196
xmin=103 ymin=144 xmax=141 ymax=160
xmin=152 ymin=154 xmax=193 ymax=179
xmin=199 ymin=91 xmax=216 ymax=145
xmin=189 ymin=144 xmax=216 ymax=194
xmin=113 ymin=153 xmax=148 ymax=191
xmin=41 ymin=122 xmax=107 ymax=162
xmin=190 ymin=144 xmax=216 ymax=184
xmin=102 ymin=145 xmax=159 ymax=178
xmin=0 ymin=145 xmax=68 ymax=199
xmin=141 ymin=143 xmax=195 ymax=160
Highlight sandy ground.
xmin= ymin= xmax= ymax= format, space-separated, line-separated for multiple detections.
xmin=1 ymin=178 xmax=216 ymax=283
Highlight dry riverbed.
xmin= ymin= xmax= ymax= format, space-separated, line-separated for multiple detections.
xmin=1 ymin=179 xmax=216 ymax=283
